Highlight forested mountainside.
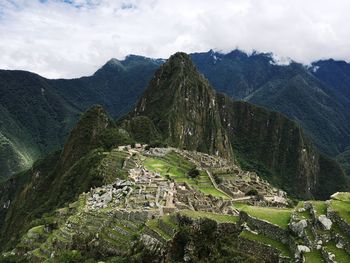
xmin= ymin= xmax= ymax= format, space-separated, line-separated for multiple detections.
xmin=1 ymin=50 xmax=349 ymax=180
xmin=124 ymin=52 xmax=348 ymax=199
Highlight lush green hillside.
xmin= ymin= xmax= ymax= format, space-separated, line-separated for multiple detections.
xmin=191 ymin=50 xmax=350 ymax=156
xmin=0 ymin=70 xmax=81 ymax=179
xmin=125 ymin=52 xmax=348 ymax=199
xmin=337 ymin=150 xmax=350 ymax=177
xmin=0 ymin=56 xmax=161 ymax=179
xmin=0 ymin=106 xmax=133 ymax=250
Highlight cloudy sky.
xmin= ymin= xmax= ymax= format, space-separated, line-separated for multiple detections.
xmin=0 ymin=0 xmax=349 ymax=78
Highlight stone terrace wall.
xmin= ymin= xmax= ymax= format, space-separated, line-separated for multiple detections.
xmin=328 ymin=210 xmax=350 ymax=236
xmin=238 ymin=236 xmax=280 ymax=262
xmin=158 ymin=220 xmax=177 ymax=237
xmin=112 ymin=210 xmax=156 ymax=222
xmin=240 ymin=211 xmax=290 ymax=243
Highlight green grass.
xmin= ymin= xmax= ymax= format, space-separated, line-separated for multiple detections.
xmin=28 ymin=225 xmax=45 ymax=235
xmin=330 ymin=200 xmax=350 ymax=224
xmin=311 ymin=201 xmax=327 ymax=215
xmin=295 ymin=202 xmax=311 ymax=220
xmin=325 ymin=242 xmax=350 ymax=262
xmin=179 ymin=210 xmax=239 ymax=223
xmin=233 ymin=203 xmax=291 ymax=229
xmin=144 ymin=152 xmax=229 ymax=199
xmin=146 ymin=219 xmax=172 ymax=241
xmin=239 ymin=231 xmax=291 ymax=257
xmin=304 ymin=250 xmax=325 ymax=263
xmin=331 ymin=223 xmax=350 ymax=243
xmin=161 ymin=215 xmax=179 ymax=229
xmin=331 ymin=192 xmax=350 ymax=202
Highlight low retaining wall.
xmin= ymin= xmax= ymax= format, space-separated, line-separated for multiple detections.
xmin=240 ymin=211 xmax=289 ymax=243
xmin=328 ymin=210 xmax=350 ymax=237
xmin=112 ymin=210 xmax=154 ymax=222
xmin=238 ymin=236 xmax=281 ymax=262
xmin=143 ymin=225 xmax=168 ymax=245
xmin=158 ymin=220 xmax=177 ymax=237
xmin=321 ymin=247 xmax=335 ymax=263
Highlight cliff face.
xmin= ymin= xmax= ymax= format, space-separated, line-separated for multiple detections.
xmin=132 ymin=52 xmax=233 ymax=158
xmin=216 ymin=95 xmax=321 ymax=198
xmin=128 ymin=52 xmax=348 ymax=199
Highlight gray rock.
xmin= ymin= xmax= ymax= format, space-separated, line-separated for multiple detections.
xmin=318 ymin=215 xmax=332 ymax=230
xmin=290 ymin=219 xmax=307 ymax=237
xmin=295 ymin=245 xmax=310 ymax=258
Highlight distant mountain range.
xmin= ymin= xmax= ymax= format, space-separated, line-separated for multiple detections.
xmin=0 ymin=50 xmax=350 ymax=179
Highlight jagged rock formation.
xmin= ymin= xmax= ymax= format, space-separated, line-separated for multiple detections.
xmin=125 ymin=52 xmax=348 ymax=199
xmin=130 ymin=52 xmax=233 ymax=158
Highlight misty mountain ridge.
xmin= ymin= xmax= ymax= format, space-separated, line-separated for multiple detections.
xmin=0 ymin=49 xmax=350 ymax=179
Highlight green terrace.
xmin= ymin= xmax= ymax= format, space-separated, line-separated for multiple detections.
xmin=145 ymin=215 xmax=179 ymax=242
xmin=100 ymin=150 xmax=134 ymax=183
xmin=311 ymin=201 xmax=327 ymax=215
xmin=143 ymin=151 xmax=230 ymax=199
xmin=239 ymin=230 xmax=292 ymax=257
xmin=325 ymin=242 xmax=350 ymax=262
xmin=330 ymin=199 xmax=350 ymax=224
xmin=331 ymin=192 xmax=350 ymax=202
xmin=179 ymin=210 xmax=239 ymax=223
xmin=233 ymin=203 xmax=292 ymax=229
xmin=295 ymin=201 xmax=311 ymax=220
xmin=304 ymin=250 xmax=325 ymax=263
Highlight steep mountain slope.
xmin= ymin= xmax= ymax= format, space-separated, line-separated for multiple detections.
xmin=0 ymin=70 xmax=80 ymax=180
xmin=1 ymin=50 xmax=349 ymax=180
xmin=337 ymin=150 xmax=350 ymax=177
xmin=311 ymin=59 xmax=350 ymax=102
xmin=190 ymin=50 xmax=350 ymax=156
xmin=0 ymin=56 xmax=161 ymax=179
xmin=51 ymin=55 xmax=163 ymax=117
xmin=0 ymin=106 xmax=132 ymax=250
xmin=125 ymin=52 xmax=348 ymax=199
xmin=129 ymin=52 xmax=232 ymax=158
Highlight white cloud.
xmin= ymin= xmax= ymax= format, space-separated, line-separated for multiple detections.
xmin=0 ymin=0 xmax=350 ymax=78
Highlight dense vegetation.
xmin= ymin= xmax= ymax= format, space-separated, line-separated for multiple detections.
xmin=1 ymin=50 xmax=350 ymax=179
xmin=127 ymin=52 xmax=348 ymax=199
xmin=191 ymin=50 xmax=350 ymax=157
xmin=0 ymin=56 xmax=161 ymax=179
xmin=0 ymin=106 xmax=134 ymax=250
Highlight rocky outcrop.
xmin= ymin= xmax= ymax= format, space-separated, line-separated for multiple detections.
xmin=290 ymin=220 xmax=307 ymax=237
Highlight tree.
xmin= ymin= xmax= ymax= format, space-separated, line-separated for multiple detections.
xmin=188 ymin=167 xmax=200 ymax=179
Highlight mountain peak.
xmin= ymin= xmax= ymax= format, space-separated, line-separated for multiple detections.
xmin=60 ymin=105 xmax=111 ymax=170
xmin=129 ymin=52 xmax=232 ymax=157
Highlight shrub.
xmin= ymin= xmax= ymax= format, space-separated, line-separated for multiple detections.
xmin=188 ymin=168 xmax=200 ymax=179
xmin=245 ymin=188 xmax=258 ymax=196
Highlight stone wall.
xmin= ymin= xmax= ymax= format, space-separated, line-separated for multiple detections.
xmin=112 ymin=209 xmax=155 ymax=222
xmin=320 ymin=247 xmax=335 ymax=263
xmin=240 ymin=211 xmax=289 ymax=243
xmin=328 ymin=210 xmax=350 ymax=237
xmin=217 ymin=222 xmax=240 ymax=235
xmin=143 ymin=225 xmax=168 ymax=245
xmin=158 ymin=220 xmax=177 ymax=237
xmin=238 ymin=236 xmax=281 ymax=262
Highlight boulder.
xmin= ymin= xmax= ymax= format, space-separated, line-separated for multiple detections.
xmin=295 ymin=245 xmax=310 ymax=258
xmin=290 ymin=220 xmax=307 ymax=237
xmin=318 ymin=215 xmax=332 ymax=230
